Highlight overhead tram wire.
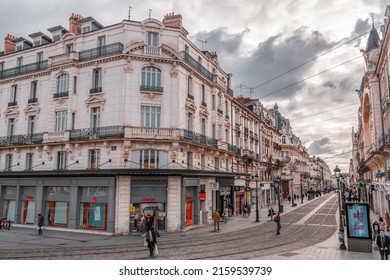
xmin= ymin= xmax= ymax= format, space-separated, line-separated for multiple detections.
xmin=290 ymin=102 xmax=359 ymax=121
xmin=258 ymin=55 xmax=361 ymax=99
xmin=240 ymin=28 xmax=373 ymax=97
xmin=293 ymin=112 xmax=357 ymax=128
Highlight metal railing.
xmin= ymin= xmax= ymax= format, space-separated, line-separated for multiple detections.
xmin=0 ymin=133 xmax=44 ymax=146
xmin=90 ymin=87 xmax=102 ymax=94
xmin=79 ymin=42 xmax=124 ymax=62
xmin=0 ymin=60 xmax=48 ymax=80
xmin=28 ymin=98 xmax=38 ymax=104
xmin=180 ymin=129 xmax=218 ymax=148
xmin=69 ymin=126 xmax=124 ymax=141
xmin=53 ymin=91 xmax=69 ymax=99
xmin=8 ymin=101 xmax=17 ymax=107
xmin=180 ymin=51 xmax=214 ymax=82
xmin=140 ymin=85 xmax=163 ymax=92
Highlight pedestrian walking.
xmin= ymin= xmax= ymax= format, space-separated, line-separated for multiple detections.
xmin=37 ymin=213 xmax=44 ymax=235
xmin=268 ymin=207 xmax=275 ymax=221
xmin=379 ymin=217 xmax=385 ymax=230
xmin=376 ymin=229 xmax=390 ymax=260
xmin=146 ymin=224 xmax=158 ymax=257
xmin=223 ymin=207 xmax=228 ymax=223
xmin=287 ymin=195 xmax=291 ymax=204
xmin=301 ymin=193 xmax=304 ymax=203
xmin=140 ymin=214 xmax=146 ymax=235
xmin=372 ymin=220 xmax=380 ymax=246
xmin=274 ymin=211 xmax=281 ymax=234
xmin=212 ymin=209 xmax=220 ymax=232
xmin=384 ymin=212 xmax=390 ymax=231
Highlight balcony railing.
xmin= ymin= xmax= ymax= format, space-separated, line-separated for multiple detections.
xmin=70 ymin=126 xmax=125 ymax=141
xmin=180 ymin=51 xmax=214 ymax=82
xmin=0 ymin=133 xmax=44 ymax=146
xmin=90 ymin=87 xmax=102 ymax=94
xmin=28 ymin=98 xmax=38 ymax=104
xmin=140 ymin=85 xmax=163 ymax=92
xmin=130 ymin=127 xmax=174 ymax=138
xmin=0 ymin=60 xmax=48 ymax=80
xmin=79 ymin=42 xmax=124 ymax=62
xmin=180 ymin=129 xmax=218 ymax=149
xmin=201 ymin=101 xmax=207 ymax=107
xmin=53 ymin=91 xmax=69 ymax=99
xmin=187 ymin=94 xmax=194 ymax=100
xmin=144 ymin=45 xmax=160 ymax=56
xmin=379 ymin=129 xmax=390 ymax=147
xmin=217 ymin=108 xmax=223 ymax=115
xmin=8 ymin=101 xmax=17 ymax=107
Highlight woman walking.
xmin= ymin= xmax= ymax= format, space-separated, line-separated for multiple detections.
xmin=146 ymin=224 xmax=158 ymax=257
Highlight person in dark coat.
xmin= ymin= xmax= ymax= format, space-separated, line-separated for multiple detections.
xmin=37 ymin=213 xmax=44 ymax=235
xmin=146 ymin=224 xmax=158 ymax=257
xmin=376 ymin=230 xmax=390 ymax=260
xmin=274 ymin=211 xmax=281 ymax=234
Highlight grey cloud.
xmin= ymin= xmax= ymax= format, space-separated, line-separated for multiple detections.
xmin=308 ymin=138 xmax=334 ymax=155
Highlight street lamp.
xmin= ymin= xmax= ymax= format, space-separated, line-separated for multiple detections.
xmin=291 ymin=178 xmax=295 ymax=207
xmin=255 ymin=173 xmax=260 ymax=222
xmin=334 ymin=165 xmax=346 ymax=250
xmin=274 ymin=176 xmax=282 ymax=213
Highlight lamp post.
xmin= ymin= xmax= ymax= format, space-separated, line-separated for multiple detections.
xmin=255 ymin=173 xmax=260 ymax=222
xmin=274 ymin=176 xmax=282 ymax=213
xmin=291 ymin=178 xmax=295 ymax=207
xmin=334 ymin=165 xmax=346 ymax=250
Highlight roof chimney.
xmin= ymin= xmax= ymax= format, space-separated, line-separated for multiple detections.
xmin=69 ymin=13 xmax=83 ymax=34
xmin=4 ymin=34 xmax=16 ymax=54
xmin=163 ymin=12 xmax=182 ymax=29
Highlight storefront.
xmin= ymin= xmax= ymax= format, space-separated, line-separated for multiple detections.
xmin=1 ymin=186 xmax=16 ymax=222
xmin=130 ymin=177 xmax=167 ymax=231
xmin=181 ymin=178 xmax=199 ymax=228
xmin=20 ymin=187 xmax=36 ymax=224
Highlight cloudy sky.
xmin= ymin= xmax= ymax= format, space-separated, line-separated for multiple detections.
xmin=1 ymin=0 xmax=388 ymax=172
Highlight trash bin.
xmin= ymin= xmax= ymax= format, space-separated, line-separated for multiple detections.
xmin=279 ymin=205 xmax=284 ymax=213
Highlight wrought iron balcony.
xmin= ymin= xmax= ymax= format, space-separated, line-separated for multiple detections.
xmin=217 ymin=108 xmax=223 ymax=115
xmin=69 ymin=125 xmax=125 ymax=141
xmin=0 ymin=60 xmax=48 ymax=80
xmin=79 ymin=42 xmax=124 ymax=62
xmin=90 ymin=87 xmax=102 ymax=94
xmin=180 ymin=51 xmax=214 ymax=82
xmin=8 ymin=101 xmax=17 ymax=107
xmin=201 ymin=101 xmax=207 ymax=107
xmin=28 ymin=98 xmax=38 ymax=104
xmin=140 ymin=85 xmax=163 ymax=92
xmin=0 ymin=133 xmax=44 ymax=146
xmin=53 ymin=91 xmax=69 ymax=98
xmin=187 ymin=94 xmax=194 ymax=100
xmin=180 ymin=129 xmax=218 ymax=149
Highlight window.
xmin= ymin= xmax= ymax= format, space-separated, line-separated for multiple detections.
xmin=215 ymin=157 xmax=220 ymax=171
xmin=200 ymin=155 xmax=205 ymax=170
xmin=71 ymin=112 xmax=76 ymax=130
xmin=5 ymin=154 xmax=13 ymax=171
xmin=217 ymin=94 xmax=222 ymax=111
xmin=36 ymin=52 xmax=43 ymax=63
xmin=187 ymin=152 xmax=193 ymax=169
xmin=30 ymin=81 xmax=37 ymax=101
xmin=225 ymin=129 xmax=229 ymax=143
xmin=90 ymin=107 xmax=101 ymax=129
xmin=45 ymin=201 xmax=69 ymax=226
xmin=66 ymin=44 xmax=73 ymax=53
xmin=17 ymin=57 xmax=23 ymax=67
xmin=141 ymin=105 xmax=161 ymax=127
xmin=88 ymin=149 xmax=100 ymax=169
xmin=217 ymin=124 xmax=222 ymax=140
xmin=97 ymin=36 xmax=106 ymax=47
xmin=187 ymin=76 xmax=193 ymax=97
xmin=147 ymin=32 xmax=158 ymax=46
xmin=27 ymin=116 xmax=35 ymax=135
xmin=56 ymin=74 xmax=69 ymax=95
xmin=25 ymin=153 xmax=33 ymax=171
xmin=57 ymin=151 xmax=68 ymax=170
xmin=82 ymin=26 xmax=91 ymax=33
xmin=212 ymin=124 xmax=216 ymax=139
xmin=7 ymin=118 xmax=15 ymax=137
xmin=10 ymin=85 xmax=17 ymax=104
xmin=282 ymin=136 xmax=286 ymax=144
xmin=201 ymin=119 xmax=206 ymax=135
xmin=187 ymin=112 xmax=193 ymax=131
xmin=141 ymin=66 xmax=161 ymax=91
xmin=201 ymin=85 xmax=206 ymax=104
xmin=225 ymin=101 xmax=229 ymax=116
xmin=55 ymin=110 xmax=67 ymax=131
xmin=91 ymin=68 xmax=102 ymax=92
xmin=140 ymin=150 xmax=159 ymax=169
xmin=73 ymin=76 xmax=77 ymax=94
xmin=225 ymin=159 xmax=229 ymax=172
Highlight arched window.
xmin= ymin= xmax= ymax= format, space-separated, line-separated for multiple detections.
xmin=56 ymin=74 xmax=69 ymax=97
xmin=141 ymin=66 xmax=162 ymax=92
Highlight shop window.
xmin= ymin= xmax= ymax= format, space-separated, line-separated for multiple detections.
xmin=21 ymin=200 xmax=35 ymax=224
xmin=2 ymin=200 xmax=16 ymax=222
xmin=131 ymin=150 xmax=168 ymax=169
xmin=45 ymin=201 xmax=69 ymax=227
xmin=80 ymin=203 xmax=107 ymax=230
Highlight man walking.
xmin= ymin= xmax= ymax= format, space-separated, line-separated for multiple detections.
xmin=376 ymin=229 xmax=390 ymax=260
xmin=37 ymin=213 xmax=44 ymax=235
xmin=274 ymin=211 xmax=281 ymax=234
xmin=212 ymin=209 xmax=220 ymax=232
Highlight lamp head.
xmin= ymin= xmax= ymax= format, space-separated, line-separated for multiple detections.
xmin=334 ymin=165 xmax=341 ymax=178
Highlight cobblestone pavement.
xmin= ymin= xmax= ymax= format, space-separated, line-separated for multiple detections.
xmin=0 ymin=193 xmax=379 ymax=260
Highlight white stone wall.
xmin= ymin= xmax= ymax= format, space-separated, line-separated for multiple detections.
xmin=115 ymin=176 xmax=131 ymax=235
xmin=167 ymin=176 xmax=181 ymax=232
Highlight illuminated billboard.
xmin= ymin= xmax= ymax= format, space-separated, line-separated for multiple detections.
xmin=345 ymin=203 xmax=371 ymax=239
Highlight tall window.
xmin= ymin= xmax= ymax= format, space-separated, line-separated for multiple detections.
xmin=25 ymin=153 xmax=33 ymax=171
xmin=201 ymin=119 xmax=206 ymax=135
xmin=66 ymin=44 xmax=73 ymax=53
xmin=201 ymin=85 xmax=206 ymax=104
xmin=55 ymin=110 xmax=67 ymax=131
xmin=73 ymin=76 xmax=77 ymax=94
xmin=141 ymin=66 xmax=161 ymax=91
xmin=217 ymin=124 xmax=222 ymax=140
xmin=92 ymin=68 xmax=102 ymax=92
xmin=215 ymin=157 xmax=220 ymax=171
xmin=225 ymin=101 xmax=229 ymax=116
xmin=57 ymin=151 xmax=68 ymax=170
xmin=11 ymin=85 xmax=17 ymax=103
xmin=187 ymin=76 xmax=193 ymax=97
xmin=57 ymin=74 xmax=69 ymax=95
xmin=187 ymin=112 xmax=193 ymax=131
xmin=27 ymin=116 xmax=35 ymax=135
xmin=17 ymin=57 xmax=23 ymax=67
xmin=141 ymin=105 xmax=161 ymax=127
xmin=5 ymin=154 xmax=13 ymax=171
xmin=30 ymin=81 xmax=37 ymax=100
xmin=90 ymin=107 xmax=101 ymax=129
xmin=200 ymin=155 xmax=205 ymax=170
xmin=88 ymin=149 xmax=100 ymax=169
xmin=7 ymin=118 xmax=15 ymax=137
xmin=225 ymin=129 xmax=229 ymax=143
xmin=147 ymin=32 xmax=158 ymax=46
xmin=187 ymin=152 xmax=193 ymax=169
xmin=217 ymin=93 xmax=222 ymax=111
xmin=97 ymin=36 xmax=106 ymax=47
xmin=140 ymin=150 xmax=159 ymax=169
xmin=36 ymin=52 xmax=43 ymax=63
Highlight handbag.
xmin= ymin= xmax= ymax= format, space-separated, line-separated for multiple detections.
xmin=154 ymin=244 xmax=159 ymax=255
xmin=274 ymin=216 xmax=278 ymax=222
xmin=143 ymin=237 xmax=148 ymax=247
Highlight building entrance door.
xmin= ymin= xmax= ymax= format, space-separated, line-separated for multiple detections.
xmin=185 ymin=201 xmax=192 ymax=225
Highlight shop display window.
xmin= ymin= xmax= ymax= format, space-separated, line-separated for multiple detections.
xmin=21 ymin=200 xmax=35 ymax=224
xmin=80 ymin=203 xmax=107 ymax=230
xmin=45 ymin=201 xmax=69 ymax=226
xmin=2 ymin=200 xmax=16 ymax=222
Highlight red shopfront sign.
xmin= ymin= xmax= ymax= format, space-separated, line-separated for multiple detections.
xmin=25 ymin=195 xmax=34 ymax=200
xmin=199 ymin=193 xmax=206 ymax=200
xmin=142 ymin=197 xmax=157 ymax=202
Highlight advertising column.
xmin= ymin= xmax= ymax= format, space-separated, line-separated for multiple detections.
xmin=345 ymin=202 xmax=372 ymax=252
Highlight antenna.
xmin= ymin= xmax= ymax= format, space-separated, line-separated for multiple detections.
xmin=128 ymin=5 xmax=132 ymax=20
xmin=237 ymin=81 xmax=246 ymax=95
xmin=196 ymin=39 xmax=207 ymax=51
xmin=148 ymin=9 xmax=152 ymax=19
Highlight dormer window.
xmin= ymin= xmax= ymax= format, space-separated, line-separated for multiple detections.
xmin=82 ymin=26 xmax=91 ymax=33
xmin=147 ymin=32 xmax=158 ymax=47
xmin=66 ymin=44 xmax=73 ymax=53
